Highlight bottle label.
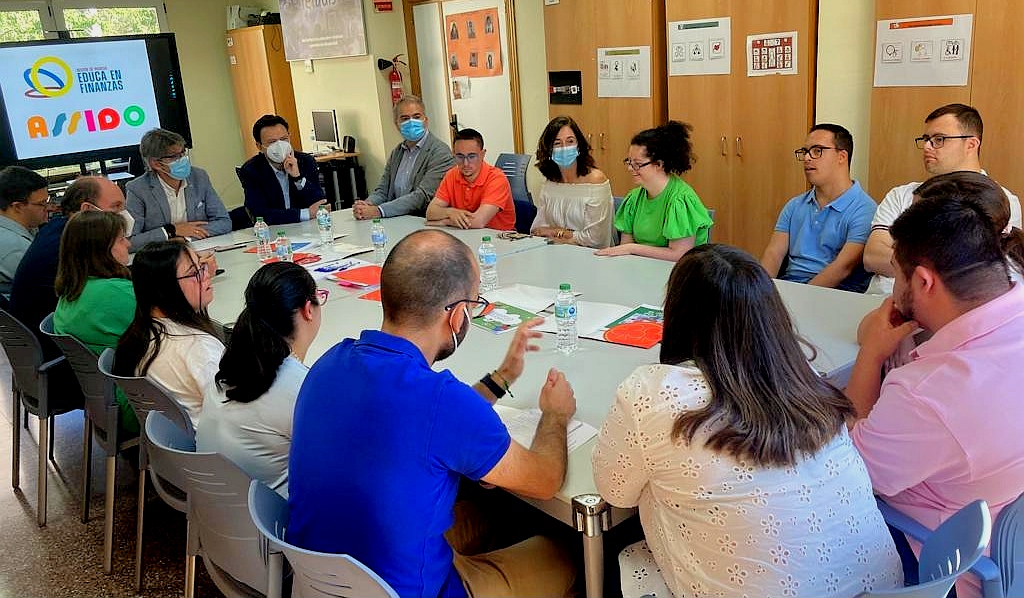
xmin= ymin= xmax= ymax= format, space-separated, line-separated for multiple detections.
xmin=480 ymin=252 xmax=497 ymax=267
xmin=371 ymin=231 xmax=387 ymax=245
xmin=317 ymin=213 xmax=331 ymax=227
xmin=555 ymin=304 xmax=576 ymax=318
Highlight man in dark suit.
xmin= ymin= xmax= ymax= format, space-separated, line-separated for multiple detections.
xmin=353 ymin=95 xmax=455 ymax=219
xmin=125 ymin=128 xmax=231 ymax=250
xmin=239 ymin=114 xmax=326 ymax=225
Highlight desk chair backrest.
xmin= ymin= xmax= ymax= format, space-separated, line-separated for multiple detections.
xmin=248 ymin=480 xmax=399 ymax=598
xmin=495 ymin=153 xmax=535 ymax=234
xmin=147 ymin=412 xmax=274 ymax=596
xmin=990 ymin=492 xmax=1024 ymax=597
xmin=98 ymin=348 xmax=193 ymax=435
xmin=0 ymin=308 xmax=46 ymax=403
xmin=40 ymin=314 xmax=122 ymax=450
xmin=859 ymin=500 xmax=991 ymax=597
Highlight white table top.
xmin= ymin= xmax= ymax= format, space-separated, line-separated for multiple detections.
xmin=194 ymin=214 xmax=884 ymax=521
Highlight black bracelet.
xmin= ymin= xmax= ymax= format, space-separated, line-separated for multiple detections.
xmin=164 ymin=223 xmax=176 ymax=238
xmin=480 ymin=373 xmax=505 ymax=399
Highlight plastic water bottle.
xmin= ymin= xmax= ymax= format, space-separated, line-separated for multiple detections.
xmin=370 ymin=218 xmax=388 ymax=263
xmin=254 ymin=217 xmax=272 ymax=260
xmin=274 ymin=231 xmax=293 ymax=262
xmin=554 ymin=283 xmax=578 ymax=355
xmin=478 ymin=236 xmax=498 ymax=292
xmin=316 ymin=205 xmax=332 ymax=245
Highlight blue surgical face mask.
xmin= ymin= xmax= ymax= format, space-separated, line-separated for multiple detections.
xmin=167 ymin=155 xmax=191 ymax=180
xmin=399 ymin=118 xmax=426 ymax=142
xmin=551 ymin=145 xmax=579 ymax=169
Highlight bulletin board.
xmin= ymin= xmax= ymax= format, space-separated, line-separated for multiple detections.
xmin=445 ymin=8 xmax=503 ymax=78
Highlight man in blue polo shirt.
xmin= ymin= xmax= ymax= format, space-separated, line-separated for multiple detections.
xmin=760 ymin=123 xmax=877 ymax=292
xmin=288 ymin=229 xmax=577 ymax=597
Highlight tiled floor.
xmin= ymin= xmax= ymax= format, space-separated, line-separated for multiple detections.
xmin=0 ymin=349 xmax=219 ymax=597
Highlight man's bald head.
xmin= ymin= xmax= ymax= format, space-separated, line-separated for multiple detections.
xmin=61 ymin=176 xmax=125 ymax=216
xmin=381 ymin=229 xmax=477 ymax=327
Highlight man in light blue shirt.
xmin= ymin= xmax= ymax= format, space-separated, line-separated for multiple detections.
xmin=760 ymin=123 xmax=877 ymax=292
xmin=0 ymin=166 xmax=50 ymax=298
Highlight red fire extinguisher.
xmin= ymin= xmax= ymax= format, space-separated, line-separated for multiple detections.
xmin=389 ymin=55 xmax=405 ymax=105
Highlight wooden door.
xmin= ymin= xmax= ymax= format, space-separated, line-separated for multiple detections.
xmin=262 ymin=25 xmax=302 ymax=151
xmin=729 ymin=1 xmax=817 ymax=255
xmin=665 ymin=0 xmax=735 ymax=249
xmin=227 ymin=26 xmax=274 ymax=154
xmin=542 ymin=0 xmax=599 ymax=161
xmin=969 ymin=2 xmax=1024 ymax=196
xmin=867 ymin=0 xmax=975 ymax=200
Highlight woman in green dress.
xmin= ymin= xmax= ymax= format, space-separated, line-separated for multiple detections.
xmin=596 ymin=120 xmax=713 ymax=262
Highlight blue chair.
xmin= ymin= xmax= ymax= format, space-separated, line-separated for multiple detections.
xmin=862 ymin=499 xmax=992 ymax=597
xmin=248 ymin=480 xmax=399 ymax=598
xmin=879 ymin=495 xmax=1024 ymax=597
xmin=0 ymin=308 xmax=81 ymax=527
xmin=40 ymin=314 xmax=138 ymax=573
xmin=495 ymin=153 xmax=536 ymax=234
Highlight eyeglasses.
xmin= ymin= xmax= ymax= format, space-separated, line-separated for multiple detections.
xmin=19 ymin=198 xmax=52 ymax=208
xmin=914 ymin=134 xmax=974 ymax=149
xmin=159 ymin=148 xmax=189 ymax=162
xmin=794 ymin=146 xmax=838 ymax=160
xmin=314 ymin=288 xmax=329 ymax=306
xmin=623 ymin=159 xmax=653 ymax=171
xmin=454 ymin=153 xmax=481 ymax=163
xmin=176 ymin=262 xmax=209 ymax=282
xmin=444 ymin=296 xmax=492 ymax=318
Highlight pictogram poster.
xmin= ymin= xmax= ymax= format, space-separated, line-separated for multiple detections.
xmin=445 ymin=8 xmax=503 ymax=78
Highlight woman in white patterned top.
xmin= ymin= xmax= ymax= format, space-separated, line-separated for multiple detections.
xmin=593 ymin=244 xmax=902 ymax=598
xmin=530 ymin=116 xmax=614 ymax=248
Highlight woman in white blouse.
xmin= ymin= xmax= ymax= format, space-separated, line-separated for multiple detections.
xmin=593 ymin=244 xmax=902 ymax=598
xmin=530 ymin=116 xmax=614 ymax=248
xmin=114 ymin=240 xmax=224 ymax=427
xmin=197 ymin=262 xmax=324 ymax=497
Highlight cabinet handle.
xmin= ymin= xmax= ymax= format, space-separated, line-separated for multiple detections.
xmin=720 ymin=135 xmax=727 ymax=156
xmin=587 ymin=133 xmax=593 ymax=146
xmin=600 ymin=132 xmax=605 ymax=151
xmin=735 ymin=136 xmax=742 ymax=157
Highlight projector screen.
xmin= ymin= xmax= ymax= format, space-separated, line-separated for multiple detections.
xmin=0 ymin=34 xmax=191 ymax=169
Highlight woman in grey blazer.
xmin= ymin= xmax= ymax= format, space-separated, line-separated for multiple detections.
xmin=126 ymin=128 xmax=230 ymax=251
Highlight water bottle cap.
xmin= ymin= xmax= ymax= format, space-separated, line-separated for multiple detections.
xmin=277 ymin=231 xmax=285 ymax=236
xmin=559 ymin=283 xmax=571 ymax=291
xmin=373 ymin=218 xmax=382 ymax=223
xmin=482 ymin=236 xmax=491 ymax=242
xmin=255 ymin=217 xmax=264 ymax=222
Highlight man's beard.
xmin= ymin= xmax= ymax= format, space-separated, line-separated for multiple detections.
xmin=437 ymin=308 xmax=470 ymax=362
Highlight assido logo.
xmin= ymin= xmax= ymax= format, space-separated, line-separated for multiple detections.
xmin=23 ymin=55 xmax=146 ymax=139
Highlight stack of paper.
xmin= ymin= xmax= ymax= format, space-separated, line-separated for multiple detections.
xmin=493 ymin=404 xmax=598 ymax=453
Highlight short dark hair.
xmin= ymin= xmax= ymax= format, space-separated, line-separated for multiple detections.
xmin=55 ymin=210 xmax=130 ymax=302
xmin=454 ymin=128 xmax=484 ymax=149
xmin=535 ymin=115 xmax=596 ymax=182
xmin=381 ymin=230 xmax=476 ymax=327
xmin=892 ymin=179 xmax=1009 ymax=304
xmin=217 ymin=262 xmax=317 ymax=403
xmin=630 ymin=120 xmax=695 ymax=175
xmin=252 ymin=114 xmax=289 ymax=144
xmin=661 ymin=244 xmax=853 ymax=467
xmin=60 ymin=176 xmax=102 ymax=216
xmin=926 ymin=103 xmax=983 ymax=142
xmin=0 ymin=165 xmax=47 ymax=210
xmin=810 ymin=123 xmax=853 ymax=165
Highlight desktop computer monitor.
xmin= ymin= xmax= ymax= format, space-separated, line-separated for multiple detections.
xmin=311 ymin=110 xmax=339 ymax=148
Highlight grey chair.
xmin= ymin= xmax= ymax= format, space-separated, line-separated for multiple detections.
xmin=879 ymin=494 xmax=1022 ymax=597
xmin=860 ymin=499 xmax=992 ymax=597
xmin=0 ymin=308 xmax=81 ymax=527
xmin=40 ymin=314 xmax=139 ymax=572
xmin=706 ymin=207 xmax=716 ymax=243
xmin=147 ymin=412 xmax=281 ymax=598
xmin=97 ymin=348 xmax=193 ymax=593
xmin=495 ymin=153 xmax=536 ymax=235
xmin=248 ymin=480 xmax=399 ymax=598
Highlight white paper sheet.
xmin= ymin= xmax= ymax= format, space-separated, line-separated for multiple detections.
xmin=494 ymin=405 xmax=598 ymax=453
xmin=483 ymin=283 xmax=578 ymax=314
xmin=534 ymin=300 xmax=633 ymax=336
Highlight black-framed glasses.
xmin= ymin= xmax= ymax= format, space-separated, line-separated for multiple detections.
xmin=444 ymin=296 xmax=492 ymax=318
xmin=176 ymin=262 xmax=209 ymax=282
xmin=794 ymin=146 xmax=837 ymax=160
xmin=160 ymin=148 xmax=189 ymax=162
xmin=915 ymin=134 xmax=973 ymax=149
xmin=314 ymin=288 xmax=330 ymax=306
xmin=623 ymin=158 xmax=653 ymax=171
xmin=454 ymin=153 xmax=481 ymax=163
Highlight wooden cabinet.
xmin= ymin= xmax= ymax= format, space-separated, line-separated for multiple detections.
xmin=225 ymin=25 xmax=301 ymax=155
xmin=666 ymin=0 xmax=817 ymax=255
xmin=543 ymin=0 xmax=667 ymax=196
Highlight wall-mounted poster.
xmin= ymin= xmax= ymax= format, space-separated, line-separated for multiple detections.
xmin=873 ymin=14 xmax=973 ymax=87
xmin=746 ymin=31 xmax=798 ymax=77
xmin=549 ymin=71 xmax=582 ymax=105
xmin=445 ymin=8 xmax=503 ymax=78
xmin=597 ymin=46 xmax=651 ymax=98
xmin=668 ymin=17 xmax=731 ymax=76
xmin=279 ymin=0 xmax=367 ymax=61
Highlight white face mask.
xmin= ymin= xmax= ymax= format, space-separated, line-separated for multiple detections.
xmin=119 ymin=209 xmax=135 ymax=235
xmin=265 ymin=139 xmax=293 ymax=164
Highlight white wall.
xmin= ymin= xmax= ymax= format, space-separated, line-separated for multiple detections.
xmin=815 ymin=0 xmax=875 ymax=190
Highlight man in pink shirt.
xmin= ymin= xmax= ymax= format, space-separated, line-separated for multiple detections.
xmin=847 ymin=171 xmax=1024 ymax=598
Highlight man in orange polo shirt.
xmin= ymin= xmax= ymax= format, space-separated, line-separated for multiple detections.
xmin=426 ymin=128 xmax=516 ymax=231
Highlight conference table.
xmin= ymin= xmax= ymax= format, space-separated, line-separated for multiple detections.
xmin=193 ymin=209 xmax=884 ymax=597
